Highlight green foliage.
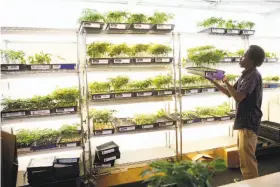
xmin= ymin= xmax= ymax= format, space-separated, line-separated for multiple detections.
xmin=263 ymin=76 xmax=280 ymax=82
xmin=133 ymin=114 xmax=157 ymax=125
xmin=89 ymin=81 xmax=111 ymax=94
xmin=3 ymin=50 xmax=26 ymax=64
xmin=225 ymin=19 xmax=238 ymax=29
xmin=79 ymin=9 xmax=105 ymax=22
xmin=59 ymin=124 xmax=79 ymax=135
xmin=265 ymin=52 xmax=277 ymax=58
xmin=198 ymin=18 xmax=255 ymax=30
xmin=187 ymin=45 xmax=225 ymax=66
xmin=237 ymin=21 xmax=247 ymax=29
xmin=235 ymin=49 xmax=245 ymax=57
xmin=226 ymin=74 xmax=239 ymax=82
xmin=185 ymin=103 xmax=230 ymax=118
xmin=16 ymin=129 xmax=38 ymax=147
xmin=198 ymin=17 xmax=225 ymax=28
xmin=89 ymin=109 xmax=115 ymax=123
xmin=156 ymin=109 xmax=167 ymax=118
xmin=51 ymin=87 xmax=79 ymax=107
xmin=87 ymin=42 xmax=111 ymax=58
xmin=28 ymin=52 xmax=51 ymax=64
xmin=244 ymin=21 xmax=255 ymax=29
xmin=181 ymin=75 xmax=200 ymax=86
xmin=128 ymin=79 xmax=152 ymax=90
xmin=128 ymin=13 xmax=148 ymax=23
xmin=109 ymin=76 xmax=129 ymax=91
xmin=152 ymin=75 xmax=173 ymax=89
xmin=148 ymin=44 xmax=172 ymax=56
xmin=131 ymin=44 xmax=150 ymax=56
xmin=105 ymin=11 xmax=128 ymax=23
xmin=141 ymin=159 xmax=226 ymax=187
xmin=108 ymin=43 xmax=131 ymax=57
xmin=182 ymin=111 xmax=197 ymax=119
xmin=148 ymin=11 xmax=174 ymax=24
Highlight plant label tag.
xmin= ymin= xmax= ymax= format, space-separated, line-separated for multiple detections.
xmin=58 ymin=158 xmax=78 ymax=163
xmin=187 ymin=120 xmax=194 ymax=124
xmin=134 ymin=24 xmax=150 ymax=29
xmin=155 ymin=58 xmax=170 ymax=63
xmin=137 ymin=92 xmax=152 ymax=97
xmin=56 ymin=107 xmax=75 ymax=113
xmin=227 ymin=29 xmax=239 ymax=34
xmin=52 ymin=65 xmax=61 ymax=69
xmin=206 ymin=118 xmax=215 ymax=122
xmin=31 ymin=65 xmax=50 ymax=70
xmin=98 ymin=59 xmax=109 ymax=64
xmin=160 ymin=122 xmax=174 ymax=127
xmin=66 ymin=143 xmax=77 ymax=147
xmin=224 ymin=58 xmax=232 ymax=62
xmin=7 ymin=65 xmax=20 ymax=70
xmin=114 ymin=59 xmax=130 ymax=64
xmin=243 ymin=30 xmax=254 ymax=35
xmin=2 ymin=111 xmax=26 ymax=117
xmin=89 ymin=23 xmax=101 ymax=28
xmin=119 ymin=126 xmax=136 ymax=131
xmin=118 ymin=93 xmax=131 ymax=98
xmin=190 ymin=89 xmax=199 ymax=94
xmin=135 ymin=58 xmax=152 ymax=63
xmin=221 ymin=117 xmax=230 ymax=121
xmin=235 ymin=57 xmax=241 ymax=62
xmin=212 ymin=28 xmax=225 ymax=34
xmin=142 ymin=125 xmax=154 ymax=129
xmin=157 ymin=24 xmax=172 ymax=30
xmin=30 ymin=110 xmax=50 ymax=115
xmin=100 ymin=94 xmax=110 ymax=99
xmin=104 ymin=156 xmax=116 ymax=162
xmin=102 ymin=148 xmax=115 ymax=155
xmin=110 ymin=24 xmax=126 ymax=29
xmin=100 ymin=130 xmax=113 ymax=135
xmin=164 ymin=91 xmax=173 ymax=95
xmin=268 ymin=58 xmax=278 ymax=62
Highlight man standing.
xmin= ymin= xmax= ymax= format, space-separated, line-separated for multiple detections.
xmin=209 ymin=45 xmax=265 ymax=180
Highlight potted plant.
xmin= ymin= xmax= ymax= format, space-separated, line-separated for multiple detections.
xmin=1 ymin=50 xmax=27 ymax=71
xmin=141 ymin=159 xmax=227 ymax=187
xmin=27 ymin=95 xmax=55 ymax=115
xmin=16 ymin=129 xmax=37 ymax=153
xmin=87 ymin=42 xmax=112 ymax=64
xmin=114 ymin=117 xmax=137 ymax=132
xmin=131 ymin=44 xmax=153 ymax=63
xmin=90 ymin=109 xmax=115 ymax=135
xmin=187 ymin=45 xmax=225 ymax=66
xmin=109 ymin=76 xmax=130 ymax=97
xmin=58 ymin=124 xmax=81 ymax=147
xmin=265 ymin=52 xmax=278 ymax=62
xmin=152 ymin=75 xmax=174 ymax=95
xmin=148 ymin=44 xmax=172 ymax=63
xmin=27 ymin=52 xmax=52 ymax=70
xmin=133 ymin=113 xmax=157 ymax=130
xmin=51 ymin=87 xmax=79 ymax=112
xmin=156 ymin=109 xmax=176 ymax=127
xmin=89 ymin=81 xmax=111 ymax=100
xmin=105 ymin=11 xmax=130 ymax=30
xmin=198 ymin=17 xmax=226 ymax=34
xmin=263 ymin=76 xmax=280 ymax=88
xmin=31 ymin=129 xmax=60 ymax=151
xmin=128 ymin=79 xmax=153 ymax=97
xmin=79 ymin=9 xmax=105 ymax=30
xmin=109 ymin=43 xmax=132 ymax=64
xmin=128 ymin=13 xmax=152 ymax=30
xmin=148 ymin=11 xmax=174 ymax=31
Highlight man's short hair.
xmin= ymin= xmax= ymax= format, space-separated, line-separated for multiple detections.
xmin=247 ymin=45 xmax=265 ymax=67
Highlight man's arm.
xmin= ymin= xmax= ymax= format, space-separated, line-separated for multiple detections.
xmin=224 ymin=80 xmax=246 ymax=103
xmin=210 ymin=80 xmax=231 ymax=98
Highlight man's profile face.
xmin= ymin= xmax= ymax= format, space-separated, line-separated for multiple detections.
xmin=240 ymin=50 xmax=250 ymax=68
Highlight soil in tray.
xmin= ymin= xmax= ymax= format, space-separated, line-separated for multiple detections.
xmin=115 ymin=118 xmax=137 ymax=132
xmin=58 ymin=135 xmax=81 ymax=147
xmin=93 ymin=122 xmax=115 ymax=135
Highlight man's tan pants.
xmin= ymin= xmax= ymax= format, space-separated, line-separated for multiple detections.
xmin=238 ymin=129 xmax=259 ymax=180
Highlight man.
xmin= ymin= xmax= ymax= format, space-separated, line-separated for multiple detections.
xmin=209 ymin=45 xmax=265 ymax=180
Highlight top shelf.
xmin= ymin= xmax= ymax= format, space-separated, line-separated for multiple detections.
xmin=198 ymin=27 xmax=255 ymax=37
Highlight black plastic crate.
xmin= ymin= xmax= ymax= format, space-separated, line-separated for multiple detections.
xmin=260 ymin=121 xmax=280 ymax=142
xmin=96 ymin=141 xmax=119 ymax=157
xmin=53 ymin=163 xmax=80 ymax=180
xmin=55 ymin=157 xmax=80 ymax=165
xmin=96 ymin=150 xmax=121 ymax=163
xmin=1 ymin=110 xmax=27 ymax=118
xmin=1 ymin=64 xmax=27 ymax=71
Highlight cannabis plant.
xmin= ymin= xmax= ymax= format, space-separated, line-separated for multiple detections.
xmin=26 ymin=95 xmax=55 ymax=110
xmin=87 ymin=42 xmax=111 ymax=58
xmin=198 ymin=17 xmax=225 ymax=28
xmin=79 ymin=9 xmax=105 ymax=22
xmin=105 ymin=11 xmax=128 ymax=23
xmin=187 ymin=46 xmax=225 ymax=66
xmin=128 ymin=79 xmax=152 ymax=91
xmin=263 ymin=76 xmax=280 ymax=83
xmin=108 ymin=43 xmax=131 ymax=57
xmin=141 ymin=159 xmax=226 ymax=187
xmin=237 ymin=21 xmax=247 ymax=29
xmin=128 ymin=13 xmax=148 ymax=24
xmin=148 ymin=11 xmax=174 ymax=24
xmin=89 ymin=81 xmax=111 ymax=94
xmin=235 ymin=49 xmax=245 ymax=57
xmin=225 ymin=19 xmax=238 ymax=29
xmin=89 ymin=109 xmax=115 ymax=123
xmin=28 ymin=52 xmax=51 ymax=64
xmin=148 ymin=44 xmax=172 ymax=57
xmin=2 ymin=98 xmax=29 ymax=111
xmin=244 ymin=21 xmax=255 ymax=30
xmin=131 ymin=44 xmax=150 ymax=57
xmin=109 ymin=76 xmax=130 ymax=91
xmin=16 ymin=129 xmax=37 ymax=147
xmin=152 ymin=75 xmax=173 ymax=89
xmin=59 ymin=124 xmax=79 ymax=135
xmin=133 ymin=114 xmax=157 ymax=125
xmin=181 ymin=75 xmax=199 ymax=87
xmin=265 ymin=52 xmax=277 ymax=58
xmin=4 ymin=50 xmax=26 ymax=64
xmin=51 ymin=87 xmax=79 ymax=107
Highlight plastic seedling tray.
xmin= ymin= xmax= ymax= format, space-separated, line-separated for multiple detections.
xmin=27 ymin=64 xmax=52 ymax=70
xmin=80 ymin=21 xmax=105 ymax=30
xmin=266 ymin=58 xmax=278 ymax=63
xmin=182 ymin=87 xmax=201 ymax=95
xmin=226 ymin=29 xmax=241 ymax=35
xmin=17 ymin=144 xmax=31 ymax=154
xmin=156 ymin=89 xmax=175 ymax=96
xmin=131 ymin=23 xmax=153 ymax=31
xmin=93 ymin=123 xmax=115 ymax=136
xmin=1 ymin=64 xmax=27 ymax=71
xmin=31 ymin=140 xmax=57 ymax=151
xmin=1 ymin=110 xmax=27 ymax=118
xmin=157 ymin=116 xmax=176 ymax=127
xmin=155 ymin=57 xmax=173 ymax=63
xmin=134 ymin=57 xmax=153 ymax=63
xmin=268 ymin=83 xmax=279 ymax=88
xmin=106 ymin=23 xmax=131 ymax=30
xmin=197 ymin=115 xmax=215 ymax=122
xmin=52 ymin=64 xmax=76 ymax=70
xmin=136 ymin=122 xmax=158 ymax=130
xmin=241 ymin=30 xmax=255 ymax=35
xmin=53 ymin=106 xmax=77 ymax=114
xmin=186 ymin=67 xmax=225 ymax=81
xmin=153 ymin=24 xmax=175 ymax=32
xmin=92 ymin=93 xmax=113 ymax=100
xmin=221 ymin=57 xmax=235 ymax=63
xmin=57 ymin=136 xmax=81 ymax=148
xmin=114 ymin=92 xmax=134 ymax=98
xmin=97 ymin=150 xmax=121 ymax=163
xmin=214 ymin=115 xmax=232 ymax=121
xmin=234 ymin=57 xmax=241 ymax=62
xmin=96 ymin=141 xmax=119 ymax=157
xmin=260 ymin=121 xmax=280 ymax=141
xmin=113 ymin=58 xmax=132 ymax=64
xmin=136 ymin=90 xmax=154 ymax=97
xmin=89 ymin=58 xmax=112 ymax=65
xmin=114 ymin=118 xmax=137 ymax=132
xmin=198 ymin=27 xmax=226 ymax=35
xmin=53 ymin=163 xmax=80 ymax=180
xmin=201 ymin=87 xmax=216 ymax=93
xmin=30 ymin=109 xmax=51 ymax=116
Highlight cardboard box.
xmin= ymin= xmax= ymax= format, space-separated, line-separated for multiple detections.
xmin=224 ymin=146 xmax=240 ymax=168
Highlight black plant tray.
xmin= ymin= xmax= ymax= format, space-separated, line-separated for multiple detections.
xmin=136 ymin=90 xmax=154 ymax=97
xmin=183 ymin=117 xmax=202 ymax=125
xmin=220 ymin=57 xmax=235 ymax=63
xmin=186 ymin=67 xmax=225 ymax=81
xmin=153 ymin=24 xmax=175 ymax=32
xmin=136 ymin=123 xmax=158 ymax=130
xmin=157 ymin=116 xmax=176 ymax=128
xmin=198 ymin=27 xmax=226 ymax=35
xmin=113 ymin=57 xmax=132 ymax=64
xmin=260 ymin=121 xmax=280 ymax=142
xmin=201 ymin=87 xmax=217 ymax=93
xmin=266 ymin=58 xmax=278 ymax=63
xmin=226 ymin=29 xmax=241 ymax=35
xmin=114 ymin=118 xmax=137 ymax=132
xmin=1 ymin=110 xmax=27 ymax=118
xmin=89 ymin=58 xmax=112 ymax=65
xmin=106 ymin=23 xmax=131 ymax=30
xmin=154 ymin=57 xmax=173 ymax=63
xmin=241 ymin=30 xmax=255 ymax=35
xmin=92 ymin=93 xmax=114 ymax=100
xmin=1 ymin=64 xmax=27 ymax=71
xmin=94 ymin=153 xmax=118 ymax=165
xmin=131 ymin=23 xmax=154 ymax=31
xmin=182 ymin=87 xmax=202 ymax=95
xmin=27 ymin=64 xmax=52 ymax=70
xmin=214 ymin=115 xmax=232 ymax=121
xmin=114 ymin=92 xmax=134 ymax=99
xmin=53 ymin=163 xmax=80 ymax=180
xmin=198 ymin=116 xmax=215 ymax=122
xmin=53 ymin=106 xmax=78 ymax=114
xmin=93 ymin=128 xmax=115 ymax=136
xmin=97 ymin=150 xmax=121 ymax=163
xmin=96 ymin=141 xmax=119 ymax=157
xmin=31 ymin=142 xmax=57 ymax=151
xmin=29 ymin=109 xmax=51 ymax=116
xmin=155 ymin=89 xmax=175 ymax=96
xmin=51 ymin=64 xmax=76 ymax=70
xmin=133 ymin=57 xmax=154 ymax=63
xmin=57 ymin=138 xmax=81 ymax=148
xmin=80 ymin=21 xmax=105 ymax=31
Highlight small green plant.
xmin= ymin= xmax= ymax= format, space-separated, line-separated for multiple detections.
xmin=148 ymin=44 xmax=172 ymax=56
xmin=152 ymin=75 xmax=173 ymax=89
xmin=105 ymin=11 xmax=128 ymax=23
xmin=133 ymin=114 xmax=157 ymax=125
xmin=263 ymin=76 xmax=280 ymax=83
xmin=148 ymin=11 xmax=174 ymax=24
xmin=109 ymin=76 xmax=130 ymax=91
xmin=16 ymin=129 xmax=38 ymax=147
xmin=265 ymin=52 xmax=277 ymax=58
xmin=131 ymin=44 xmax=150 ymax=56
xmin=128 ymin=79 xmax=152 ymax=91
xmin=187 ymin=45 xmax=225 ymax=66
xmin=78 ymin=9 xmax=105 ymax=22
xmin=28 ymin=52 xmax=51 ymax=64
xmin=235 ymin=49 xmax=245 ymax=57
xmin=181 ymin=75 xmax=199 ymax=87
xmin=89 ymin=81 xmax=111 ymax=94
xmin=51 ymin=87 xmax=79 ymax=107
xmin=128 ymin=13 xmax=148 ymax=23
xmin=4 ymin=50 xmax=26 ymax=64
xmin=198 ymin=17 xmax=225 ymax=28
xmin=87 ymin=42 xmax=111 ymax=58
xmin=89 ymin=109 xmax=115 ymax=123
xmin=108 ymin=43 xmax=131 ymax=57
xmin=244 ymin=21 xmax=255 ymax=30
xmin=237 ymin=21 xmax=247 ymax=29
xmin=141 ymin=159 xmax=227 ymax=187
xmin=59 ymin=124 xmax=79 ymax=134
xmin=156 ymin=109 xmax=167 ymax=118
xmin=225 ymin=19 xmax=238 ymax=29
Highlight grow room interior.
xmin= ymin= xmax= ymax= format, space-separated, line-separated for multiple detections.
xmin=1 ymin=0 xmax=280 ymax=186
